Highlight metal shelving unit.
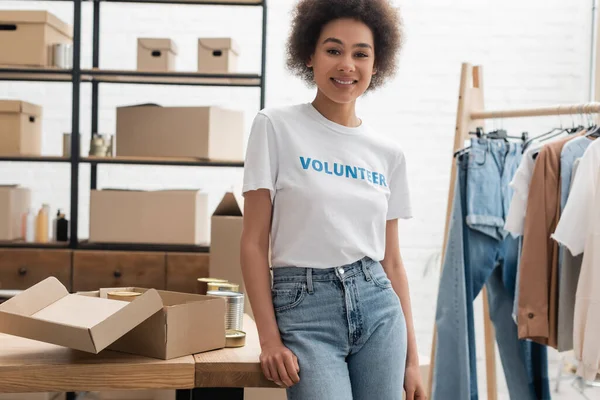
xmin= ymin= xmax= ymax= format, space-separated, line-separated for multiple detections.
xmin=0 ymin=0 xmax=267 ymax=252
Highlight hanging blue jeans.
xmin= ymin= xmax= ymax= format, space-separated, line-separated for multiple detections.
xmin=433 ymin=138 xmax=550 ymax=400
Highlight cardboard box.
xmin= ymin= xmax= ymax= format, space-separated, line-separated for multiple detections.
xmin=137 ymin=38 xmax=177 ymax=72
xmin=0 ymin=10 xmax=73 ymax=67
xmin=209 ymin=192 xmax=253 ymax=317
xmin=89 ymin=189 xmax=209 ymax=245
xmin=0 ymin=100 xmax=42 ymax=156
xmin=197 ymin=38 xmax=239 ymax=74
xmin=116 ymin=104 xmax=244 ymax=161
xmin=78 ymin=287 xmax=226 ymax=360
xmin=0 ymin=185 xmax=30 ymax=241
xmin=0 ymin=277 xmax=164 ymax=354
xmin=79 ymin=390 xmax=173 ymax=400
xmin=0 ymin=394 xmax=64 ymax=400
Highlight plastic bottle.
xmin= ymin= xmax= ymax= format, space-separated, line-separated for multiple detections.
xmin=52 ymin=210 xmax=60 ymax=242
xmin=36 ymin=205 xmax=48 ymax=243
xmin=25 ymin=208 xmax=35 ymax=243
xmin=43 ymin=204 xmax=51 ymax=242
xmin=56 ymin=212 xmax=69 ymax=242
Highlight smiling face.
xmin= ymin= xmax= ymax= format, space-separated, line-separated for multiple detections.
xmin=307 ymin=18 xmax=377 ymax=105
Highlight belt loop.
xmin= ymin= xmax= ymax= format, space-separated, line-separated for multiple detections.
xmin=306 ymin=268 xmax=314 ymax=294
xmin=361 ymin=258 xmax=372 ymax=281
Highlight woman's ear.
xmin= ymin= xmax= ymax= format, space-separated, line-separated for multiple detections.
xmin=306 ymin=55 xmax=313 ymax=68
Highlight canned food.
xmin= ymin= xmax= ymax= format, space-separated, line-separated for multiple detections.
xmin=225 ymin=329 xmax=246 ymax=348
xmin=207 ymin=290 xmax=244 ymax=331
xmin=197 ymin=277 xmax=228 ymax=295
xmin=107 ymin=291 xmax=142 ymax=302
xmin=207 ymin=282 xmax=240 ymax=293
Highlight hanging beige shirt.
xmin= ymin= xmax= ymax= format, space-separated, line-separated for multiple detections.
xmin=518 ymin=137 xmax=572 ymax=347
xmin=553 ymin=138 xmax=600 ymax=380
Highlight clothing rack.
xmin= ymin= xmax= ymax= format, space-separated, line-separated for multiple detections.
xmin=426 ymin=62 xmax=600 ymax=400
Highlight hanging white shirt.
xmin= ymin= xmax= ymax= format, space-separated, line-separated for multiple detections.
xmin=553 ymin=138 xmax=600 ymax=380
xmin=242 ymin=103 xmax=412 ymax=269
xmin=504 ymin=142 xmax=543 ymax=237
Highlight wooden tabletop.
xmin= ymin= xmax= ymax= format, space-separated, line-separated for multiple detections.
xmin=0 ymin=334 xmax=195 ymax=393
xmin=195 ymin=315 xmax=278 ymax=389
xmin=0 ymin=314 xmax=275 ymax=393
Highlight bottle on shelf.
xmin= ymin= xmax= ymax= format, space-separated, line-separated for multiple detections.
xmin=35 ymin=204 xmax=49 ymax=243
xmin=56 ymin=210 xmax=69 ymax=242
xmin=25 ymin=208 xmax=36 ymax=243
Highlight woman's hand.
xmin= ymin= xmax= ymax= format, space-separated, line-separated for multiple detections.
xmin=260 ymin=339 xmax=301 ymax=388
xmin=404 ymin=363 xmax=427 ymax=400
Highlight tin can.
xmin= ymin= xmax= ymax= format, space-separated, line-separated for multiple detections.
xmin=197 ymin=277 xmax=228 ymax=295
xmin=53 ymin=43 xmax=73 ymax=69
xmin=207 ymin=290 xmax=244 ymax=330
xmin=225 ymin=329 xmax=246 ymax=348
xmin=207 ymin=282 xmax=239 ymax=293
xmin=107 ymin=291 xmax=142 ymax=302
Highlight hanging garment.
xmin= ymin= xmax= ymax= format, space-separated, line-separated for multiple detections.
xmin=518 ymin=136 xmax=572 ymax=347
xmin=553 ymin=138 xmax=600 ymax=380
xmin=556 ymin=136 xmax=592 ymax=351
xmin=433 ymin=138 xmax=549 ymax=400
xmin=557 ymin=158 xmax=583 ymax=352
xmin=504 ymin=143 xmax=543 ymax=323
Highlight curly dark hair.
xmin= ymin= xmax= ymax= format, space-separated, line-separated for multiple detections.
xmin=286 ymin=0 xmax=403 ymax=91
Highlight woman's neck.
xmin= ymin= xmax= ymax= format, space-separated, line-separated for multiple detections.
xmin=311 ymin=91 xmax=361 ymax=128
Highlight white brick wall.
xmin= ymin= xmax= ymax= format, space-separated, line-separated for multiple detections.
xmin=0 ymin=0 xmax=596 ymax=398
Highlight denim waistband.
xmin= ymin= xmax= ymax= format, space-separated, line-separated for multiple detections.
xmin=271 ymin=256 xmax=377 ymax=284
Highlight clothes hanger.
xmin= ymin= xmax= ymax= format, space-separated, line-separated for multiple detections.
xmin=453 ymin=127 xmax=528 ymax=158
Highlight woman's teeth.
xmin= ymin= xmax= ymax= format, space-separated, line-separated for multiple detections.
xmin=333 ymin=78 xmax=354 ymax=85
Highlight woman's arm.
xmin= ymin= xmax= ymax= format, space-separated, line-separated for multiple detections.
xmin=381 ymin=219 xmax=426 ymax=399
xmin=240 ymin=189 xmax=300 ymax=388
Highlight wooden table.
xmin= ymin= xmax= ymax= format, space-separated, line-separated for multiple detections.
xmin=0 ymin=314 xmax=277 ymax=400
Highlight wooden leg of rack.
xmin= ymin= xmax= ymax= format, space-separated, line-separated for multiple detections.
xmin=482 ymin=287 xmax=497 ymax=400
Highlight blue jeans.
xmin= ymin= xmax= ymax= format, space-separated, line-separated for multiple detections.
xmin=433 ymin=138 xmax=550 ymax=400
xmin=271 ymin=257 xmax=407 ymax=400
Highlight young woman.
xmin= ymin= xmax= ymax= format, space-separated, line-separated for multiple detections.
xmin=240 ymin=1 xmax=425 ymax=399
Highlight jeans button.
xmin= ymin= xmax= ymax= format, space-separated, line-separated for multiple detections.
xmin=338 ymin=267 xmax=345 ymax=275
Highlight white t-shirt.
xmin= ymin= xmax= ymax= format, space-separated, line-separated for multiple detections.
xmin=504 ymin=143 xmax=543 ymax=237
xmin=553 ymin=138 xmax=600 ymax=255
xmin=242 ymin=103 xmax=412 ymax=269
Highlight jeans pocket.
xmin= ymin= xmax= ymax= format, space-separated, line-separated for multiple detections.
xmin=468 ymin=147 xmax=487 ymax=169
xmin=271 ymin=282 xmax=307 ymax=313
xmin=369 ymin=263 xmax=393 ymax=290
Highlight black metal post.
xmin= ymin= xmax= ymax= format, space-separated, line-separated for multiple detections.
xmin=91 ymin=0 xmax=101 ymax=190
xmin=260 ymin=0 xmax=267 ymax=109
xmin=175 ymin=389 xmax=192 ymax=400
xmin=69 ymin=0 xmax=82 ymax=249
xmin=193 ymin=388 xmax=244 ymax=400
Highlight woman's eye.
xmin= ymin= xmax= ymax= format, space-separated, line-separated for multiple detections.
xmin=327 ymin=49 xmax=341 ymax=55
xmin=355 ymin=52 xmax=368 ymax=58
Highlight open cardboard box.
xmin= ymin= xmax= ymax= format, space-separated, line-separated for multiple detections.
xmin=78 ymin=287 xmax=227 ymax=360
xmin=0 ymin=277 xmax=163 ymax=354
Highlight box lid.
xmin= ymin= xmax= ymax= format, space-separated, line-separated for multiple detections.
xmin=0 ymin=277 xmax=164 ymax=354
xmin=198 ymin=38 xmax=239 ymax=55
xmin=138 ymin=38 xmax=178 ymax=55
xmin=0 ymin=10 xmax=73 ymax=38
xmin=213 ymin=191 xmax=244 ymax=217
xmin=0 ymin=100 xmax=42 ymax=117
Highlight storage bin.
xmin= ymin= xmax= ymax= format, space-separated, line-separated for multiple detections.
xmin=0 ymin=186 xmax=30 ymax=241
xmin=0 ymin=10 xmax=73 ymax=67
xmin=0 ymin=100 xmax=42 ymax=156
xmin=89 ymin=189 xmax=210 ymax=246
xmin=116 ymin=104 xmax=244 ymax=161
xmin=137 ymin=38 xmax=177 ymax=72
xmin=197 ymin=38 xmax=239 ymax=74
